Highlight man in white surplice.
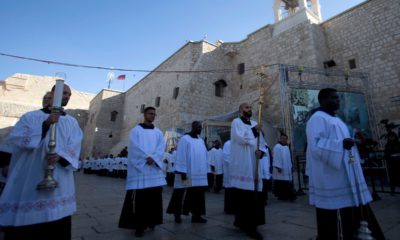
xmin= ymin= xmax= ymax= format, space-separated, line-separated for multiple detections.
xmin=272 ymin=133 xmax=296 ymax=201
xmin=166 ymin=121 xmax=208 ymax=224
xmin=306 ymin=88 xmax=384 ymax=240
xmin=118 ymin=106 xmax=166 ymax=237
xmin=222 ymin=140 xmax=235 ymax=214
xmin=0 ymin=85 xmax=82 ymax=240
xmin=208 ymin=140 xmax=224 ymax=193
xmin=230 ymin=102 xmax=267 ymax=240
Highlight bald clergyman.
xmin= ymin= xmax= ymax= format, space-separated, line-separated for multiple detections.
xmin=229 ymin=103 xmax=267 ymax=240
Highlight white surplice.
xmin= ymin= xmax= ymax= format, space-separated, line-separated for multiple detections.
xmin=222 ymin=140 xmax=231 ymax=187
xmin=261 ymin=145 xmax=271 ymax=180
xmin=272 ymin=143 xmax=293 ymax=181
xmin=229 ymin=118 xmax=267 ymax=192
xmin=306 ymin=111 xmax=372 ymax=209
xmin=208 ymin=148 xmax=224 ymax=174
xmin=126 ymin=125 xmax=166 ymax=190
xmin=165 ymin=152 xmax=175 ymax=173
xmin=173 ymin=134 xmax=208 ymax=188
xmin=0 ymin=110 xmax=82 ymax=227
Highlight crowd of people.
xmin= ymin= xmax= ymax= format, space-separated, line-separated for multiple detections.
xmin=81 ymin=156 xmax=128 ymax=178
xmin=0 ymin=86 xmax=397 ymax=240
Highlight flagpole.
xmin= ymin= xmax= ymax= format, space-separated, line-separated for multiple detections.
xmin=107 ymin=68 xmax=115 ymax=89
xmin=123 ymin=77 xmax=125 ymax=91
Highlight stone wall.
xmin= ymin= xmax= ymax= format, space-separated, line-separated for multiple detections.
xmin=0 ymin=74 xmax=94 ymax=140
xmin=102 ymin=0 xmax=400 ymax=154
xmin=81 ymin=89 xmax=125 ymax=158
xmin=322 ymin=0 xmax=400 ymax=125
xmin=107 ymin=42 xmax=210 ymax=154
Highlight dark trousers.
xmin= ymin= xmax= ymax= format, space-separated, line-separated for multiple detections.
xmin=183 ymin=187 xmax=206 ymax=216
xmin=207 ymin=173 xmax=214 ymax=190
xmin=214 ymin=174 xmax=223 ymax=192
xmin=118 ymin=187 xmax=163 ymax=231
xmin=233 ymin=188 xmax=265 ymax=231
xmin=166 ymin=172 xmax=175 ymax=187
xmin=316 ymin=205 xmax=385 ymax=240
xmin=4 ymin=216 xmax=71 ymax=240
xmin=262 ymin=179 xmax=272 ymax=205
xmin=273 ymin=180 xmax=296 ymax=200
xmin=166 ymin=188 xmax=185 ymax=216
xmin=224 ymin=187 xmax=236 ymax=214
xmin=167 ymin=187 xmax=206 ymax=216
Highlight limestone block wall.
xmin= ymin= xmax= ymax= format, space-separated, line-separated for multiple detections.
xmin=81 ymin=89 xmax=124 ymax=158
xmin=322 ymin=0 xmax=400 ymax=124
xmin=218 ymin=21 xmax=328 ymax=130
xmin=0 ymin=74 xmax=94 ymax=140
xmin=97 ymin=0 xmax=399 ymax=155
xmin=109 ymin=42 xmax=209 ymax=154
xmin=176 ymin=42 xmax=236 ymax=121
xmin=107 ymin=19 xmax=345 ymax=154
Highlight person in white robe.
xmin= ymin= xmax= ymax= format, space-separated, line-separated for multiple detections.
xmin=0 ymin=85 xmax=82 ymax=240
xmin=306 ymin=88 xmax=384 ymax=240
xmin=261 ymin=142 xmax=272 ymax=206
xmin=208 ymin=140 xmax=224 ymax=193
xmin=118 ymin=106 xmax=166 ymax=237
xmin=166 ymin=121 xmax=208 ymax=223
xmin=165 ymin=148 xmax=176 ymax=186
xmin=206 ymin=147 xmax=215 ymax=191
xmin=272 ymin=134 xmax=296 ymax=201
xmin=222 ymin=140 xmax=236 ymax=214
xmin=230 ymin=103 xmax=267 ymax=240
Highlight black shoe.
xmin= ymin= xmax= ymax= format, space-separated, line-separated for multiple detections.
xmin=191 ymin=216 xmax=207 ymax=223
xmin=149 ymin=224 xmax=155 ymax=230
xmin=174 ymin=214 xmax=182 ymax=223
xmin=135 ymin=229 xmax=144 ymax=237
xmin=245 ymin=230 xmax=263 ymax=240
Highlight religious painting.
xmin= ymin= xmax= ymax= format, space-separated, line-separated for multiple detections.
xmin=202 ymin=122 xmax=231 ymax=149
xmin=164 ymin=128 xmax=185 ymax=151
xmin=290 ymin=88 xmax=371 ymax=152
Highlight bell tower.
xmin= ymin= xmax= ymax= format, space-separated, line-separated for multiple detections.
xmin=273 ymin=0 xmax=322 ymax=23
xmin=272 ymin=0 xmax=322 ymax=36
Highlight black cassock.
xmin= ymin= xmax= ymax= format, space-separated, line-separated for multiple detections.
xmin=118 ymin=187 xmax=163 ymax=231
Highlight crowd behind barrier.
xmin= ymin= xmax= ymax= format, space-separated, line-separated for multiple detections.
xmin=82 ymin=157 xmax=128 ymax=179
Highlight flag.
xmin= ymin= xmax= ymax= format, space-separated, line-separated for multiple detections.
xmin=117 ymin=74 xmax=126 ymax=80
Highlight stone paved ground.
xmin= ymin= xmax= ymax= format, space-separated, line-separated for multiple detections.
xmin=0 ymin=172 xmax=397 ymax=240
xmin=70 ymin=172 xmax=400 ymax=240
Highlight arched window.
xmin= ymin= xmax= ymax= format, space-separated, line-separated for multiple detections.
xmin=214 ymin=80 xmax=227 ymax=97
xmin=110 ymin=111 xmax=118 ymax=122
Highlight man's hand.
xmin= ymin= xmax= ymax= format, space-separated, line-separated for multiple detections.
xmin=45 ymin=113 xmax=61 ymax=126
xmin=146 ymin=157 xmax=155 ymax=165
xmin=275 ymin=167 xmax=282 ymax=173
xmin=343 ymin=138 xmax=355 ymax=150
xmin=2 ymin=165 xmax=9 ymax=178
xmin=47 ymin=154 xmax=60 ymax=165
xmin=255 ymin=150 xmax=263 ymax=159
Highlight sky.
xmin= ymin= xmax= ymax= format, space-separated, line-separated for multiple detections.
xmin=0 ymin=0 xmax=366 ymax=94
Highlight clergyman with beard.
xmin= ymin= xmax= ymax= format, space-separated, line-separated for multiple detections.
xmin=229 ymin=102 xmax=267 ymax=240
xmin=0 ymin=84 xmax=83 ymax=240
